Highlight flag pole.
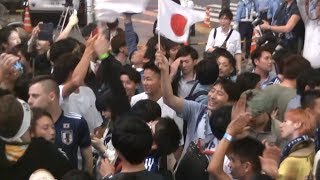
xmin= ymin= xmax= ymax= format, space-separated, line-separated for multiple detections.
xmin=157 ymin=0 xmax=161 ymax=52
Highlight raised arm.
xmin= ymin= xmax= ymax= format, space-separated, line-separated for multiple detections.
xmin=297 ymin=0 xmax=308 ymax=23
xmin=124 ymin=14 xmax=138 ymax=60
xmin=61 ymin=35 xmax=98 ymax=98
xmin=55 ymin=13 xmax=79 ymax=42
xmin=155 ymin=51 xmax=184 ymax=113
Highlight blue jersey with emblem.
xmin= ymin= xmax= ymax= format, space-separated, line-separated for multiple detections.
xmin=54 ymin=112 xmax=91 ymax=168
xmin=144 ymin=153 xmax=160 ymax=173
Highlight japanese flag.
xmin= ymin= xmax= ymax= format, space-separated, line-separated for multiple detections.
xmin=157 ymin=0 xmax=205 ymax=43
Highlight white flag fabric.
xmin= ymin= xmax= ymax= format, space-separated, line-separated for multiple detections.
xmin=95 ymin=0 xmax=150 ymax=22
xmin=158 ymin=0 xmax=205 ymax=43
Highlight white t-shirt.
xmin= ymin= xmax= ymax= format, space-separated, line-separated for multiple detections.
xmin=59 ymin=85 xmax=103 ymax=133
xmin=205 ymin=27 xmax=242 ymax=56
xmin=302 ymin=20 xmax=320 ymax=68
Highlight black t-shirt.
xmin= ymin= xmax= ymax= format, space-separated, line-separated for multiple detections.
xmin=274 ymin=1 xmax=304 ymax=36
xmin=110 ymin=170 xmax=164 ymax=180
xmin=0 ymin=137 xmax=72 ymax=180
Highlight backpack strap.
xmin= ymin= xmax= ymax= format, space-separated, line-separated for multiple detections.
xmin=194 ymin=107 xmax=207 ymax=134
xmin=213 ymin=28 xmax=217 ymax=39
xmin=221 ymin=29 xmax=233 ymax=48
xmin=186 ymin=90 xmax=208 ymax=102
xmin=185 ymin=82 xmax=199 ymax=100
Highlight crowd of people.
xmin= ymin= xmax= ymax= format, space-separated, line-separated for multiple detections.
xmin=0 ymin=0 xmax=320 ymax=179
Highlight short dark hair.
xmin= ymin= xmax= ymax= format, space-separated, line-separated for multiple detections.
xmin=49 ymin=38 xmax=84 ymax=63
xmin=175 ymin=45 xmax=198 ymax=60
xmin=219 ymin=8 xmax=233 ymax=20
xmin=0 ymin=26 xmax=17 ymax=45
xmin=52 ymin=53 xmax=80 ymax=84
xmin=143 ymin=62 xmax=161 ymax=76
xmin=81 ymin=23 xmax=97 ymax=38
xmin=30 ymin=108 xmax=53 ymax=134
xmin=120 ymin=65 xmax=141 ymax=84
xmin=236 ymin=72 xmax=261 ymax=94
xmin=301 ymin=90 xmax=320 ymax=109
xmin=112 ymin=115 xmax=153 ymax=164
xmin=251 ymin=46 xmax=272 ymax=67
xmin=111 ymin=32 xmax=126 ymax=55
xmin=214 ymin=78 xmax=240 ymax=102
xmin=196 ymin=59 xmax=219 ymax=85
xmin=212 ymin=48 xmax=236 ymax=70
xmin=0 ymin=93 xmax=23 ymax=139
xmin=272 ymin=49 xmax=291 ymax=74
xmin=209 ymin=105 xmax=232 ymax=140
xmin=229 ymin=137 xmax=265 ymax=173
xmin=282 ymin=55 xmax=312 ymax=79
xmin=296 ymin=69 xmax=320 ymax=95
xmin=14 ymin=73 xmax=33 ymax=102
xmin=154 ymin=117 xmax=181 ymax=155
xmin=130 ymin=99 xmax=161 ymax=123
xmin=29 ymin=75 xmax=59 ymax=98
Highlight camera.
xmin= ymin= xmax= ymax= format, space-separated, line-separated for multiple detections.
xmin=252 ymin=17 xmax=263 ymax=27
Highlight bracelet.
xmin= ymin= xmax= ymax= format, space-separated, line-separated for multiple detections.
xmin=99 ymin=52 xmax=109 ymax=60
xmin=102 ymin=173 xmax=113 ymax=179
xmin=269 ymin=25 xmax=272 ymax=30
xmin=223 ymin=133 xmax=233 ymax=142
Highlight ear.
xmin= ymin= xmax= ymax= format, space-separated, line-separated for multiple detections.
xmin=119 ymin=46 xmax=125 ymax=53
xmin=294 ymin=122 xmax=302 ymax=130
xmin=48 ymin=91 xmax=56 ymax=102
xmin=243 ymin=161 xmax=252 ymax=173
xmin=254 ymin=59 xmax=259 ymax=66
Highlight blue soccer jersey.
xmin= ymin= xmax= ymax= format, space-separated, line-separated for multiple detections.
xmin=54 ymin=112 xmax=91 ymax=168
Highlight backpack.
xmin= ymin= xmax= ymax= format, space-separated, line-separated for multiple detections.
xmin=185 ymin=82 xmax=208 ymax=101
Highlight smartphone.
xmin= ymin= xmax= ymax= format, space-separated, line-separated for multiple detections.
xmin=39 ymin=23 xmax=54 ymax=33
xmin=13 ymin=61 xmax=24 ymax=73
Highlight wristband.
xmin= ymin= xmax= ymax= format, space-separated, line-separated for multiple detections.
xmin=102 ymin=173 xmax=113 ymax=179
xmin=223 ymin=133 xmax=233 ymax=142
xmin=269 ymin=25 xmax=271 ymax=30
xmin=99 ymin=52 xmax=109 ymax=60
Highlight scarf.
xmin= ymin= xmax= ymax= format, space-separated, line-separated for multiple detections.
xmin=280 ymin=135 xmax=310 ymax=163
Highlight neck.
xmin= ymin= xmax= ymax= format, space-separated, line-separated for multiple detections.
xmin=183 ymin=72 xmax=195 ymax=81
xmin=48 ymin=105 xmax=62 ymax=123
xmin=221 ymin=26 xmax=230 ymax=33
xmin=254 ymin=68 xmax=269 ymax=80
xmin=280 ymin=78 xmax=296 ymax=88
xmin=290 ymin=132 xmax=301 ymax=141
xmin=115 ymin=53 xmax=127 ymax=65
xmin=133 ymin=63 xmax=144 ymax=69
xmin=121 ymin=161 xmax=146 ymax=173
xmin=148 ymin=91 xmax=162 ymax=102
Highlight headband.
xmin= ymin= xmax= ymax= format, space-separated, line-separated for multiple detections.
xmin=0 ymin=99 xmax=31 ymax=142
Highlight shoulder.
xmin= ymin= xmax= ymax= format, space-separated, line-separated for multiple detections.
xmin=131 ymin=92 xmax=148 ymax=105
xmin=63 ymin=112 xmax=82 ymax=120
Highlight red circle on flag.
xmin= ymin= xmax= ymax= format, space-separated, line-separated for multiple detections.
xmin=170 ymin=14 xmax=187 ymax=37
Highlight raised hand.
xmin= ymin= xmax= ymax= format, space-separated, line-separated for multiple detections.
xmin=155 ymin=51 xmax=169 ymax=73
